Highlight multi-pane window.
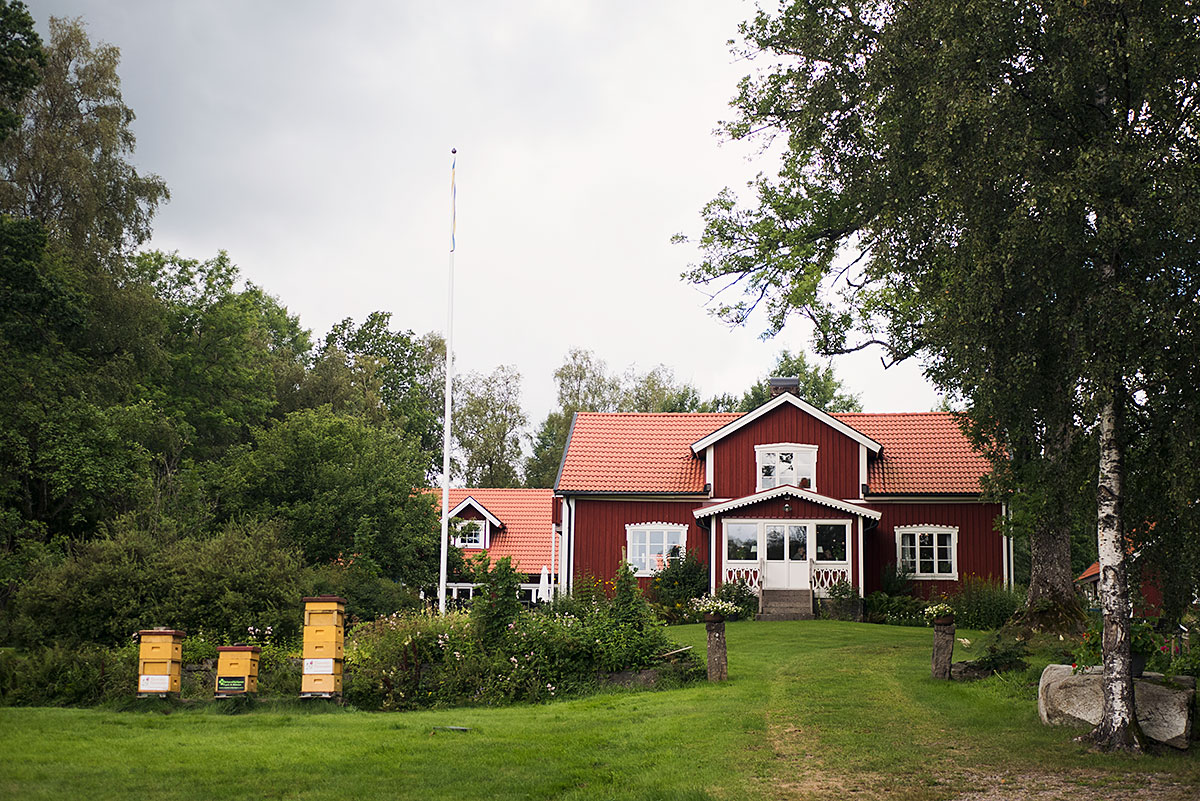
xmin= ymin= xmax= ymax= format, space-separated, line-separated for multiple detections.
xmin=755 ymin=444 xmax=818 ymax=491
xmin=726 ymin=521 xmax=832 ymax=563
xmin=626 ymin=524 xmax=687 ymax=576
xmin=895 ymin=525 xmax=958 ymax=579
xmin=453 ymin=518 xmax=487 ymax=548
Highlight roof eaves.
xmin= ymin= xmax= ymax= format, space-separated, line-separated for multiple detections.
xmin=552 ymin=411 xmax=579 ymax=493
xmin=690 ymin=393 xmax=882 ymax=455
xmin=447 ymin=496 xmax=505 ymax=529
xmin=692 ymin=485 xmax=882 ymax=520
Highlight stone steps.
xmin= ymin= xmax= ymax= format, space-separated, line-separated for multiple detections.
xmin=757 ymin=589 xmax=814 ymax=621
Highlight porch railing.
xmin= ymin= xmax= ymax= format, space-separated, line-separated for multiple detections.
xmin=811 ymin=564 xmax=851 ymax=598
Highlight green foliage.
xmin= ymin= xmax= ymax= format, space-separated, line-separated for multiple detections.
xmin=1072 ymin=620 xmax=1163 ymax=668
xmin=346 ymin=584 xmax=696 ymax=712
xmin=454 ymin=365 xmax=527 ymax=487
xmin=648 ymin=548 xmax=709 ymax=622
xmin=879 ymin=563 xmax=914 ymax=597
xmin=215 ymin=407 xmax=438 ymax=585
xmin=974 ymin=636 xmax=1031 ymax=675
xmin=716 ymin=579 xmax=758 ymax=621
xmin=9 ymin=519 xmax=306 ymax=647
xmin=737 ymin=350 xmax=861 ymax=413
xmin=820 ymin=579 xmax=861 ymax=621
xmin=946 ymin=577 xmax=1023 ymax=631
xmin=863 ymin=592 xmax=927 ymax=627
xmin=305 ymin=559 xmax=421 ymax=625
xmin=0 ymin=1 xmax=42 ymax=143
xmin=469 ymin=555 xmax=524 ymax=646
xmin=0 ymin=641 xmax=138 ymax=707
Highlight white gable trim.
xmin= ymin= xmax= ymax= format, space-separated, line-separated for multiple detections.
xmin=448 ymin=496 xmax=504 ymax=530
xmin=689 ymin=392 xmax=882 ymax=455
xmin=691 ymin=485 xmax=881 ymax=521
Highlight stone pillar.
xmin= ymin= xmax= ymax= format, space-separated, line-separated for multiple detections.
xmin=932 ymin=616 xmax=955 ymax=680
xmin=705 ymin=614 xmax=728 ymax=682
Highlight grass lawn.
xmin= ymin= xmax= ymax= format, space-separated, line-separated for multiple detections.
xmin=3 ymin=621 xmax=1197 ymax=800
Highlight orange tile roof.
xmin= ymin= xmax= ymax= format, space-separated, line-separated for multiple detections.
xmin=429 ymin=488 xmax=556 ymax=573
xmin=832 ymin=412 xmax=992 ymax=495
xmin=557 ymin=410 xmax=990 ymax=496
xmin=556 ymin=413 xmax=739 ymax=494
xmin=1076 ymin=561 xmax=1100 ymax=583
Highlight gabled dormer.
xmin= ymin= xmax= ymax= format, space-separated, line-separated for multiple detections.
xmin=690 ymin=391 xmax=881 ymax=501
xmin=448 ymin=495 xmax=504 ymax=549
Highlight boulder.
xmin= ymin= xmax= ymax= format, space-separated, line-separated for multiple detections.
xmin=1038 ymin=664 xmax=1195 ymax=750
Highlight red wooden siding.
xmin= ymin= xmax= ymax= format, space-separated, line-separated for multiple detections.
xmin=572 ymin=498 xmax=708 ymax=589
xmin=862 ymin=502 xmax=1004 ymax=597
xmin=712 ymin=404 xmax=862 ymax=500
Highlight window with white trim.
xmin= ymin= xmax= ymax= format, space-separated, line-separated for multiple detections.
xmin=895 ymin=525 xmax=958 ymax=580
xmin=625 ymin=523 xmax=687 ymax=576
xmin=452 ymin=518 xmax=488 ymax=548
xmin=755 ymin=443 xmax=818 ymax=491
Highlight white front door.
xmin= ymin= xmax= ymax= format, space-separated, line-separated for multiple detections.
xmin=762 ymin=523 xmax=810 ymax=590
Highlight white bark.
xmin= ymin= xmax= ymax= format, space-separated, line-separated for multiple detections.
xmin=1088 ymin=395 xmax=1141 ymax=751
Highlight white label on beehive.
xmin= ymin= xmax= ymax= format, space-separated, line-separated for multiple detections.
xmin=139 ymin=674 xmax=171 ymax=692
xmin=303 ymin=658 xmax=335 ymax=674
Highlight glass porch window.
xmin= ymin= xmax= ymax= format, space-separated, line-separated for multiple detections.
xmin=726 ymin=522 xmax=758 ymax=561
xmin=814 ymin=523 xmax=848 ymax=562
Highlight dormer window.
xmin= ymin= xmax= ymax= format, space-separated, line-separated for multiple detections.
xmin=453 ymin=518 xmax=488 ymax=548
xmin=755 ymin=443 xmax=818 ymax=491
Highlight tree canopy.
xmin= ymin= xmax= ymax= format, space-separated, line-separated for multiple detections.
xmin=683 ymin=0 xmax=1200 ymax=751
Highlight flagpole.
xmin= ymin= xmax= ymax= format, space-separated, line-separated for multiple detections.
xmin=438 ymin=148 xmax=456 ymax=615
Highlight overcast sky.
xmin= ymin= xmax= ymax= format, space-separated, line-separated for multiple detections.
xmin=33 ymin=0 xmax=943 ymax=430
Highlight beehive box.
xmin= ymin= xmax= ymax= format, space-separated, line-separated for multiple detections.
xmin=137 ymin=629 xmax=185 ymax=696
xmin=215 ymin=645 xmax=262 ymax=696
xmin=301 ymin=596 xmax=346 ymax=697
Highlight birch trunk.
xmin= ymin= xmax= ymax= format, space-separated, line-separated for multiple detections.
xmin=1083 ymin=393 xmax=1142 ymax=752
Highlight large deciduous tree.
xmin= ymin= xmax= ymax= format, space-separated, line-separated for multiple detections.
xmin=0 ymin=16 xmax=168 ymax=270
xmin=455 ymin=365 xmax=527 ymax=488
xmin=682 ymin=1 xmax=1200 ymax=751
xmin=0 ymin=1 xmax=42 ymax=143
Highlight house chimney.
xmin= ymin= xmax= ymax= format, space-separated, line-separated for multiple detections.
xmin=768 ymin=376 xmax=800 ymax=399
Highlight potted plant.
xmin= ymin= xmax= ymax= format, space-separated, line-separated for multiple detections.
xmin=691 ymin=596 xmax=739 ymax=623
xmin=923 ymin=602 xmax=955 ymax=627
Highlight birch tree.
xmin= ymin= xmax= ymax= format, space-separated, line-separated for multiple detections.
xmin=681 ymin=0 xmax=1200 ymax=751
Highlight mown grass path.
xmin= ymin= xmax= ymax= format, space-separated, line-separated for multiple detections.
xmin=3 ymin=621 xmax=1197 ymax=800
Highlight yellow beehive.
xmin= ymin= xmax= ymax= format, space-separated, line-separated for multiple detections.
xmin=301 ymin=596 xmax=346 ymax=697
xmin=137 ymin=629 xmax=184 ymax=696
xmin=215 ymin=645 xmax=261 ymax=696
xmin=301 ymin=673 xmax=343 ymax=694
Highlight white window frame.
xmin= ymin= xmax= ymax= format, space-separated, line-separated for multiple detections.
xmin=723 ymin=519 xmax=850 ymax=564
xmin=755 ymin=443 xmax=818 ymax=492
xmin=452 ymin=518 xmax=489 ymax=549
xmin=894 ymin=525 xmax=959 ymax=580
xmin=624 ymin=522 xmax=688 ymax=577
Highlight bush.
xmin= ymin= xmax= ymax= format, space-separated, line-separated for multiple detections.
xmin=880 ymin=563 xmax=914 ymax=596
xmin=345 ymin=574 xmax=698 ymax=712
xmin=864 ymin=592 xmax=927 ymax=626
xmin=306 ymin=559 xmax=421 ymax=625
xmin=470 ymin=555 xmax=524 ymax=645
xmin=9 ymin=519 xmax=307 ymax=647
xmin=820 ymin=579 xmax=861 ymax=621
xmin=716 ymin=579 xmax=759 ymax=621
xmin=648 ymin=548 xmax=709 ymax=622
xmin=946 ymin=576 xmax=1022 ymax=630
xmin=0 ymin=642 xmax=138 ymax=707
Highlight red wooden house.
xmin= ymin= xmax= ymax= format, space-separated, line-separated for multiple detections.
xmin=551 ymin=384 xmax=1010 ymax=617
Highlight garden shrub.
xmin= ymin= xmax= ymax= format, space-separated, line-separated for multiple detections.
xmin=820 ymin=579 xmax=861 ymax=621
xmin=648 ymin=548 xmax=709 ymax=622
xmin=716 ymin=579 xmax=758 ymax=621
xmin=470 ymin=555 xmax=524 ymax=645
xmin=864 ymin=592 xmax=927 ymax=626
xmin=9 ymin=519 xmax=306 ymax=647
xmin=345 ymin=574 xmax=698 ymax=711
xmin=0 ymin=642 xmax=138 ymax=707
xmin=946 ymin=576 xmax=1021 ymax=630
xmin=880 ymin=563 xmax=914 ymax=596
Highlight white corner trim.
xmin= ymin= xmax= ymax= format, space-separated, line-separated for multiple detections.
xmin=705 ymin=445 xmax=714 ymax=493
xmin=692 ymin=486 xmax=882 ymax=521
xmin=858 ymin=444 xmax=868 ymax=495
xmin=894 ymin=524 xmax=959 ymax=581
xmin=690 ymin=392 xmax=882 ymax=455
xmin=447 ymin=496 xmax=504 ymax=529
